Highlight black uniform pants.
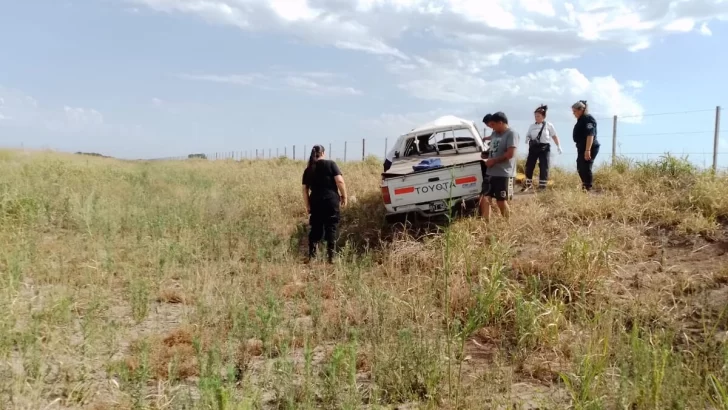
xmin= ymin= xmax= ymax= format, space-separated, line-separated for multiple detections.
xmin=308 ymin=198 xmax=340 ymax=261
xmin=576 ymin=144 xmax=600 ymax=190
xmin=524 ymin=142 xmax=551 ymax=188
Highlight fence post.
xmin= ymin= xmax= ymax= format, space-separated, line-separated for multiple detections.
xmin=329 ymin=143 xmax=332 ymax=158
xmin=344 ymin=141 xmax=348 ymax=162
xmin=714 ymin=106 xmax=721 ymax=172
xmin=269 ymin=149 xmax=271 ymax=159
xmin=277 ymin=148 xmax=279 ymax=157
xmin=255 ymin=149 xmax=258 ymax=159
xmin=612 ymin=115 xmax=618 ymax=165
xmin=293 ymin=145 xmax=296 ymax=160
xmin=362 ymin=138 xmax=365 ymax=161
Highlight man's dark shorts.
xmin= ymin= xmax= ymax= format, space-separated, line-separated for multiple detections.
xmin=483 ymin=176 xmax=512 ymax=201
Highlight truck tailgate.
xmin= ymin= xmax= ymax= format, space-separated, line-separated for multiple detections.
xmin=384 ymin=161 xmax=483 ymax=211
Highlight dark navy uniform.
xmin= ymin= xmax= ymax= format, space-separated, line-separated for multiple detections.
xmin=573 ymin=113 xmax=601 ymax=190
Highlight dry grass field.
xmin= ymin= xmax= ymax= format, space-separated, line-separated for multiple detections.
xmin=1 ymin=149 xmax=728 ymax=409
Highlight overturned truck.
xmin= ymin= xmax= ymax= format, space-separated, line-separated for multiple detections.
xmin=380 ymin=115 xmax=503 ymax=223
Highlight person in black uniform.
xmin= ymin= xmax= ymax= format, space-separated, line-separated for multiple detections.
xmin=571 ymin=100 xmax=600 ymax=191
xmin=302 ymin=145 xmax=348 ymax=263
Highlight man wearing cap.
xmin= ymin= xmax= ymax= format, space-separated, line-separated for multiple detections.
xmin=481 ymin=112 xmax=518 ymax=221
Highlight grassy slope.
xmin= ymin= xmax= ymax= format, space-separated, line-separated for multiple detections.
xmin=1 ymin=149 xmax=728 ymax=409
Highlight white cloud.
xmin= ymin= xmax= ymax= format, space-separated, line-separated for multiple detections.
xmin=519 ymin=0 xmax=556 ymax=17
xmin=0 ymin=87 xmax=43 ymax=125
xmin=178 ymin=70 xmax=362 ymax=96
xmin=130 ymin=0 xmax=406 ymax=58
xmin=178 ymin=73 xmax=263 ymax=86
xmin=63 ymin=106 xmax=104 ymax=127
xmin=664 ymin=18 xmax=695 ymax=32
xmin=283 ymin=75 xmax=361 ymax=96
xmin=0 ymin=86 xmax=108 ymax=132
xmin=700 ymin=22 xmax=713 ymax=36
xmin=625 ymin=80 xmax=645 ymax=90
xmin=628 ymin=40 xmax=651 ymax=52
xmin=386 ymin=56 xmax=644 ymax=123
xmin=130 ymin=0 xmax=728 ymax=61
xmin=129 ymin=0 xmax=727 ymax=129
xmin=360 ymin=108 xmax=465 ymax=133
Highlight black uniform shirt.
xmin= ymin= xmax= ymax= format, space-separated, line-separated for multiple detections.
xmin=302 ymin=159 xmax=342 ymax=204
xmin=573 ymin=113 xmax=600 ymax=149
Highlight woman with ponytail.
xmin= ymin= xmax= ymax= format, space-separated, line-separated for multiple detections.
xmin=522 ymin=104 xmax=562 ymax=191
xmin=571 ymin=100 xmax=600 ymax=191
xmin=302 ymin=145 xmax=348 ymax=263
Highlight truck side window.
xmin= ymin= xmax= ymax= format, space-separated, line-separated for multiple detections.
xmin=403 ymin=138 xmax=418 ymax=157
xmin=404 ymin=134 xmax=436 ymax=157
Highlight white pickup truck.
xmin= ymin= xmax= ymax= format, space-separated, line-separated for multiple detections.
xmin=381 ymin=115 xmax=493 ymax=222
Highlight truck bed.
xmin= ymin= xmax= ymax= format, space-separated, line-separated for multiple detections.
xmin=381 ymin=158 xmax=485 ymax=218
xmin=382 ymin=150 xmax=484 ymax=178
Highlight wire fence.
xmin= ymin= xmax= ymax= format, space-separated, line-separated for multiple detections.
xmin=150 ymin=106 xmax=728 ymax=171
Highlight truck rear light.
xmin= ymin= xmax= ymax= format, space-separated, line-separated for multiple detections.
xmin=381 ymin=186 xmax=392 ymax=204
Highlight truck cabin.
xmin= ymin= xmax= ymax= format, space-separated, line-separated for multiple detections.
xmin=398 ymin=128 xmax=481 ymax=159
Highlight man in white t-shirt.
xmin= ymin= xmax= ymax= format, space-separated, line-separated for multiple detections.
xmin=523 ymin=105 xmax=563 ymax=191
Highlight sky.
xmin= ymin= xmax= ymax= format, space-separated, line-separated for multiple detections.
xmin=1 ymin=0 xmax=727 ymax=167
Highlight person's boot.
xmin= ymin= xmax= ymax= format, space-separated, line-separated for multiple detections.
xmin=306 ymin=244 xmax=316 ymax=264
xmin=326 ymin=244 xmax=335 ymax=264
xmin=521 ymin=179 xmax=532 ymax=192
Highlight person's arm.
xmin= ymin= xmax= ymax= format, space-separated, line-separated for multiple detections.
xmin=548 ymin=123 xmax=562 ymax=153
xmin=335 ymin=175 xmax=348 ymax=204
xmin=331 ymin=162 xmax=348 ymax=206
xmin=490 ymin=147 xmax=516 ymax=164
xmin=301 ymin=170 xmax=311 ymax=213
xmin=302 ymin=185 xmax=310 ymax=213
xmin=585 ymin=119 xmax=596 ymax=160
